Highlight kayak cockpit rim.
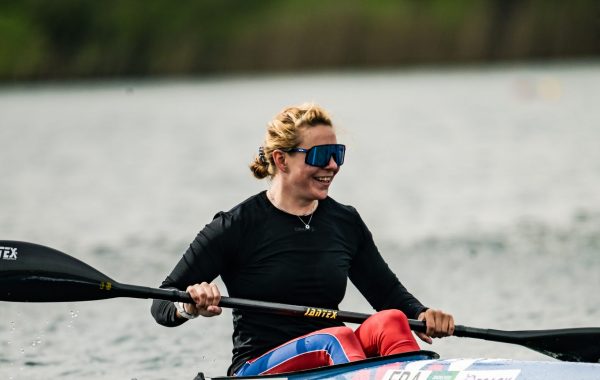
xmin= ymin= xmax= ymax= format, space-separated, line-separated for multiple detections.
xmin=195 ymin=350 xmax=439 ymax=379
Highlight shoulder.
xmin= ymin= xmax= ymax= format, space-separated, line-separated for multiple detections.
xmin=197 ymin=192 xmax=269 ymax=242
xmin=323 ymin=197 xmax=372 ymax=238
xmin=322 ymin=196 xmax=360 ymax=217
xmin=212 ymin=191 xmax=269 ymax=224
xmin=227 ymin=191 xmax=266 ymax=211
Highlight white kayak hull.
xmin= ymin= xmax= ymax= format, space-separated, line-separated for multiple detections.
xmin=199 ymin=351 xmax=600 ymax=380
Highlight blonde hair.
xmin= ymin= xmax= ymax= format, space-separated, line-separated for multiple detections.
xmin=250 ymin=103 xmax=334 ymax=179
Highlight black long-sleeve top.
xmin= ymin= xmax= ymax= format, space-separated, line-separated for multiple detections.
xmin=151 ymin=191 xmax=427 ymax=375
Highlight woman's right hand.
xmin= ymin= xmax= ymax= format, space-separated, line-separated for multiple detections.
xmin=178 ymin=282 xmax=222 ymax=318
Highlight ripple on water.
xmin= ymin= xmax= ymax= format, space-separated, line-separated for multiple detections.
xmin=24 ymin=360 xmax=55 ymax=367
xmin=110 ymin=334 xmax=134 ymax=345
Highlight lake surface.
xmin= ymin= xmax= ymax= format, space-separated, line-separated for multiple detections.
xmin=1 ymin=62 xmax=599 ymax=379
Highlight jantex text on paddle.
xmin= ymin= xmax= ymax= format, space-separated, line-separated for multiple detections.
xmin=303 ymin=307 xmax=338 ymax=319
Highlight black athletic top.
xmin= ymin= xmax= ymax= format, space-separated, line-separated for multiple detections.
xmin=151 ymin=191 xmax=427 ymax=374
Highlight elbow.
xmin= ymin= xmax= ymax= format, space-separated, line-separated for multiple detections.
xmin=151 ymin=299 xmax=175 ymax=326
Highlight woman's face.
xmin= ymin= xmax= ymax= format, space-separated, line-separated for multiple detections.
xmin=284 ymin=124 xmax=340 ymax=202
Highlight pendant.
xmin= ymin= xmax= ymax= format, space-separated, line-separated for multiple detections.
xmin=305 ymin=224 xmax=310 ymax=230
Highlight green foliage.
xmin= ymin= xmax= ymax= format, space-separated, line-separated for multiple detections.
xmin=0 ymin=0 xmax=597 ymax=81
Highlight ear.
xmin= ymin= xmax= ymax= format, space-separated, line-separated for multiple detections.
xmin=272 ymin=150 xmax=288 ymax=173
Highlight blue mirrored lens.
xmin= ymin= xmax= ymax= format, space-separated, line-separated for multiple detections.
xmin=306 ymin=144 xmax=345 ymax=167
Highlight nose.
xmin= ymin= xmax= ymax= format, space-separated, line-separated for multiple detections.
xmin=324 ymin=156 xmax=339 ymax=170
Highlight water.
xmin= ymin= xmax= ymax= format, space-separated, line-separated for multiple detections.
xmin=1 ymin=63 xmax=599 ymax=379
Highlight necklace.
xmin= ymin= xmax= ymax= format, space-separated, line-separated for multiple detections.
xmin=267 ymin=190 xmax=318 ymax=230
xmin=296 ymin=200 xmax=318 ymax=230
xmin=297 ymin=213 xmax=314 ymax=230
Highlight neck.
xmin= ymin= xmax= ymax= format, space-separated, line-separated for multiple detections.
xmin=267 ymin=182 xmax=318 ymax=216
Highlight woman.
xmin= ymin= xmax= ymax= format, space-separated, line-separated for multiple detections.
xmin=151 ymin=103 xmax=454 ymax=376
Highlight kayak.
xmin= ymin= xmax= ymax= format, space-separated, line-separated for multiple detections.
xmin=194 ymin=350 xmax=600 ymax=380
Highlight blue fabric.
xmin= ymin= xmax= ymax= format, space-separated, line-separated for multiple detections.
xmin=234 ymin=332 xmax=351 ymax=376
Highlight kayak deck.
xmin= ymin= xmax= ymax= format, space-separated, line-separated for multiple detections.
xmin=195 ymin=350 xmax=600 ymax=380
xmin=196 ymin=351 xmax=437 ymax=379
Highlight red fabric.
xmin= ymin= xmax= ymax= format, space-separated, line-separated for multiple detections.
xmin=355 ymin=309 xmax=420 ymax=357
xmin=262 ymin=350 xmax=333 ymax=374
xmin=243 ymin=310 xmax=419 ymax=375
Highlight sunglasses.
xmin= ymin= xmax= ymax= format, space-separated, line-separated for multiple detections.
xmin=286 ymin=144 xmax=346 ymax=168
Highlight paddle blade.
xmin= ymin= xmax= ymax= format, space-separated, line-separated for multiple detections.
xmin=456 ymin=325 xmax=600 ymax=363
xmin=0 ymin=240 xmax=117 ymax=302
xmin=517 ymin=328 xmax=600 ymax=363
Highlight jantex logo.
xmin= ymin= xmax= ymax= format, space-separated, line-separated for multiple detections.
xmin=303 ymin=307 xmax=338 ymax=319
xmin=0 ymin=246 xmax=18 ymax=260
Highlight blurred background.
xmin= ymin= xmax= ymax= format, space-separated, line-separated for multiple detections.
xmin=0 ymin=0 xmax=598 ymax=81
xmin=1 ymin=1 xmax=599 ymax=380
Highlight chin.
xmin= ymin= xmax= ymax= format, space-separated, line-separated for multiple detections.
xmin=312 ymin=188 xmax=330 ymax=200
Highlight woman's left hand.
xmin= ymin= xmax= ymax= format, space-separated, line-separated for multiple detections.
xmin=416 ymin=309 xmax=455 ymax=344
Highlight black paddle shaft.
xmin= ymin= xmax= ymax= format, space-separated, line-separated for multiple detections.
xmin=1 ymin=240 xmax=599 ymax=363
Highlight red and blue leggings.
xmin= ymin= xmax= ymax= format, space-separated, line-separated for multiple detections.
xmin=234 ymin=309 xmax=419 ymax=376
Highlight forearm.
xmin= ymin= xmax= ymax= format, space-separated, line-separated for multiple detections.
xmin=151 ymin=298 xmax=187 ymax=327
xmin=383 ymin=283 xmax=428 ymax=319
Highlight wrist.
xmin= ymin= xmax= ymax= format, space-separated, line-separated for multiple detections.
xmin=174 ymin=301 xmax=198 ymax=320
xmin=417 ymin=307 xmax=429 ymax=319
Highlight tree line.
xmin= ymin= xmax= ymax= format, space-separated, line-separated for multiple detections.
xmin=0 ymin=0 xmax=597 ymax=81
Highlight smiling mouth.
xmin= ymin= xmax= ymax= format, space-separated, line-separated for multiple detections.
xmin=314 ymin=176 xmax=333 ymax=184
